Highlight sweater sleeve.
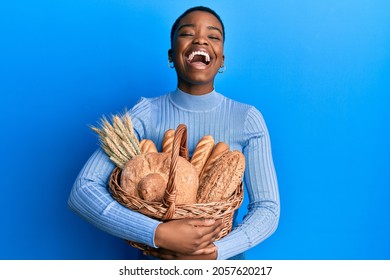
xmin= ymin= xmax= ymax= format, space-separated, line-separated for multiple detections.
xmin=214 ymin=106 xmax=280 ymax=260
xmin=67 ymin=98 xmax=161 ymax=248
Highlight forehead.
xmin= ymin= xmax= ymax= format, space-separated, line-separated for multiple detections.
xmin=178 ymin=11 xmax=223 ymax=30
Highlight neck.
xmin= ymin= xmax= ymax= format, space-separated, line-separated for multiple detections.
xmin=170 ymin=87 xmax=222 ymax=111
xmin=177 ymin=81 xmax=214 ymax=96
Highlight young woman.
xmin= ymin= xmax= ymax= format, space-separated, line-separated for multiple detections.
xmin=68 ymin=6 xmax=280 ymax=260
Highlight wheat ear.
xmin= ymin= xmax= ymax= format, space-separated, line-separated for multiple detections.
xmin=90 ymin=113 xmax=141 ymax=168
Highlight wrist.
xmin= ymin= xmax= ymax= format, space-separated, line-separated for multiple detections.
xmin=154 ymin=222 xmax=165 ymax=248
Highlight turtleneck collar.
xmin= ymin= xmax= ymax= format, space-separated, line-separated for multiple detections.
xmin=169 ymin=88 xmax=223 ymax=112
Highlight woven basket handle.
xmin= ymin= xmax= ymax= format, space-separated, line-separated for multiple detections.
xmin=162 ymin=124 xmax=188 ymax=220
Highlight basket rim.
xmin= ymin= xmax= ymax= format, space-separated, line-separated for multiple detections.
xmin=110 ymin=124 xmax=244 ymax=221
xmin=109 ymin=166 xmax=244 ymax=220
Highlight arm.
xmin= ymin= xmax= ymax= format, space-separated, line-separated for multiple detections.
xmin=68 ymin=98 xmax=228 ymax=257
xmin=68 ymin=99 xmax=162 ymax=246
xmin=68 ymin=148 xmax=222 ymax=256
xmin=68 ymin=148 xmax=161 ymax=247
xmin=214 ymin=107 xmax=280 ymax=260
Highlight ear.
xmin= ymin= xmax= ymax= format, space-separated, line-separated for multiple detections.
xmin=168 ymin=49 xmax=173 ymax=62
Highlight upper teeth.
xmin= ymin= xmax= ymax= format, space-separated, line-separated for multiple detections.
xmin=188 ymin=50 xmax=210 ymax=62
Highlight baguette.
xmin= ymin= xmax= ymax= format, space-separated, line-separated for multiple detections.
xmin=139 ymin=139 xmax=158 ymax=154
xmin=162 ymin=129 xmax=175 ymax=154
xmin=190 ymin=135 xmax=215 ymax=176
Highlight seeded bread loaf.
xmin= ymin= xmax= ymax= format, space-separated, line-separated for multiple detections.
xmin=197 ymin=150 xmax=245 ymax=203
xmin=199 ymin=141 xmax=230 ymax=181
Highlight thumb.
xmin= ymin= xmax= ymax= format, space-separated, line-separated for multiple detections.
xmin=193 ymin=245 xmax=217 ymax=255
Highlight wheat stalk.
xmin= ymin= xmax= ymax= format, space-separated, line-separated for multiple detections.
xmin=113 ymin=115 xmax=139 ymax=157
xmin=122 ymin=113 xmax=141 ymax=155
xmin=90 ymin=113 xmax=141 ymax=168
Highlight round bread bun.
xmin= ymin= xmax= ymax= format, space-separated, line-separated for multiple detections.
xmin=120 ymin=152 xmax=199 ymax=204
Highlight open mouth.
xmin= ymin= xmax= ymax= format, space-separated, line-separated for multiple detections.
xmin=187 ymin=50 xmax=211 ymax=66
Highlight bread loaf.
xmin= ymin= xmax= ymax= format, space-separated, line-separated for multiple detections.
xmin=120 ymin=152 xmax=199 ymax=204
xmin=199 ymin=142 xmax=230 ymax=180
xmin=139 ymin=139 xmax=158 ymax=154
xmin=190 ymin=135 xmax=215 ymax=176
xmin=197 ymin=150 xmax=245 ymax=203
xmin=162 ymin=129 xmax=175 ymax=154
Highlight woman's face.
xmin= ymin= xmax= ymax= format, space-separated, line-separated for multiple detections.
xmin=170 ymin=11 xmax=224 ymax=95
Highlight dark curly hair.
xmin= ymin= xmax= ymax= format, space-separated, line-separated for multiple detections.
xmin=170 ymin=6 xmax=225 ymax=47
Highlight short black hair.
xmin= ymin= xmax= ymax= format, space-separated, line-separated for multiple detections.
xmin=170 ymin=6 xmax=225 ymax=47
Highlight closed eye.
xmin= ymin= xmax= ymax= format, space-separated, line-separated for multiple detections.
xmin=208 ymin=35 xmax=221 ymax=40
xmin=179 ymin=33 xmax=194 ymax=37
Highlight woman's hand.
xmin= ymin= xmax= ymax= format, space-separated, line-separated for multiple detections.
xmin=148 ymin=244 xmax=218 ymax=260
xmin=154 ymin=218 xmax=223 ymax=256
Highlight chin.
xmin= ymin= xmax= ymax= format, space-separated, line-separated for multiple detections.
xmin=188 ymin=72 xmax=217 ymax=83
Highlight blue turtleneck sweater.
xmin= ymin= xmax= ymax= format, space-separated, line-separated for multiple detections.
xmin=68 ymin=88 xmax=280 ymax=260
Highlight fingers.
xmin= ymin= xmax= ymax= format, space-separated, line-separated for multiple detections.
xmin=188 ymin=218 xmax=217 ymax=227
xmin=154 ymin=218 xmax=224 ymax=255
xmin=148 ymin=245 xmax=218 ymax=260
xmin=195 ymin=221 xmax=224 ymax=248
xmin=191 ymin=245 xmax=217 ymax=256
xmin=187 ymin=219 xmax=223 ymax=251
xmin=194 ymin=218 xmax=223 ymax=237
xmin=147 ymin=248 xmax=177 ymax=260
xmin=189 ymin=218 xmax=223 ymax=237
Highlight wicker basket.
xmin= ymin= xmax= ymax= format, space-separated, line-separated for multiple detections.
xmin=109 ymin=124 xmax=244 ymax=252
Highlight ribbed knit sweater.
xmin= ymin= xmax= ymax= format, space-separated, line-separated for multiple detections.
xmin=68 ymin=88 xmax=280 ymax=260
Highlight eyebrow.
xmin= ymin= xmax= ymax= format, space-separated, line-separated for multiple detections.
xmin=177 ymin=23 xmax=223 ymax=36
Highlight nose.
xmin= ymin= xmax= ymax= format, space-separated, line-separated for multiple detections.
xmin=193 ymin=33 xmax=208 ymax=45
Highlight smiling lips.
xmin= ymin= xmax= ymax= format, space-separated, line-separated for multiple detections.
xmin=186 ymin=50 xmax=211 ymax=69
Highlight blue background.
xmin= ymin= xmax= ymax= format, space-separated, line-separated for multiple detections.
xmin=1 ymin=0 xmax=389 ymax=260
